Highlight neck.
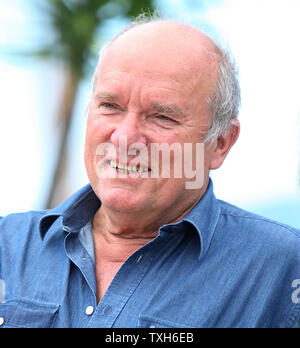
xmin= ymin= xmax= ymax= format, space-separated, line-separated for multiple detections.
xmin=93 ymin=208 xmax=155 ymax=253
xmin=91 ymin=179 xmax=209 ymax=261
xmin=92 ymin=199 xmax=201 ymax=263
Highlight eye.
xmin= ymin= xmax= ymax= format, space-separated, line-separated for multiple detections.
xmin=155 ymin=115 xmax=178 ymax=123
xmin=157 ymin=115 xmax=171 ymax=121
xmin=101 ymin=103 xmax=117 ymax=110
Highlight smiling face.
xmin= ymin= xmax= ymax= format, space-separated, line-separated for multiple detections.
xmin=84 ymin=22 xmax=225 ymax=222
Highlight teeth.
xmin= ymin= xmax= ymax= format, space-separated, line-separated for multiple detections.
xmin=110 ymin=160 xmax=117 ymax=169
xmin=109 ymin=160 xmax=149 ymax=173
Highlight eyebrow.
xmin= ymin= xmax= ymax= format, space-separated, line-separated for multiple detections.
xmin=94 ymin=92 xmax=120 ymax=102
xmin=151 ymin=103 xmax=186 ymax=117
xmin=94 ymin=93 xmax=186 ymax=117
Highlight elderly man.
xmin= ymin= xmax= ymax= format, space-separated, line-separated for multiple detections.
xmin=0 ymin=16 xmax=299 ymax=329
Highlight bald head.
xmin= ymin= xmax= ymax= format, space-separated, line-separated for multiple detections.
xmin=110 ymin=20 xmax=219 ymax=57
xmin=93 ymin=17 xmax=240 ymax=142
xmin=117 ymin=21 xmax=216 ymax=83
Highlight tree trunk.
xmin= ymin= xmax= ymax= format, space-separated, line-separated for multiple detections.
xmin=45 ymin=67 xmax=81 ymax=209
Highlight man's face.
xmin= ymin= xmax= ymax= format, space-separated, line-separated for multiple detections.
xmin=84 ymin=24 xmax=219 ymax=220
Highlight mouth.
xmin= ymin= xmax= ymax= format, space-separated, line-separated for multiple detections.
xmin=108 ymin=160 xmax=151 ymax=175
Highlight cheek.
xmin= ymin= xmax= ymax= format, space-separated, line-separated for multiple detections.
xmin=84 ymin=116 xmax=110 ymax=170
xmin=85 ymin=114 xmax=116 ymax=149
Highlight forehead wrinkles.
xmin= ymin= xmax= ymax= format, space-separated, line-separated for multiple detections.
xmin=95 ymin=22 xmax=220 ymax=108
xmin=96 ymin=57 xmax=213 ymax=100
xmin=95 ymin=68 xmax=185 ymax=101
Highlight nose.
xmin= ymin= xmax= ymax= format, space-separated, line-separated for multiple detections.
xmin=110 ymin=112 xmax=147 ymax=148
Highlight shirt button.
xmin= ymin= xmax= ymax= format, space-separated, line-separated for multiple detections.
xmin=0 ymin=317 xmax=4 ymax=326
xmin=85 ymin=306 xmax=94 ymax=316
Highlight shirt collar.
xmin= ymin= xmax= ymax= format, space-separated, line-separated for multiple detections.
xmin=39 ymin=184 xmax=100 ymax=239
xmin=157 ymin=179 xmax=220 ymax=259
xmin=40 ymin=180 xmax=220 ymax=260
xmin=181 ymin=179 xmax=220 ymax=259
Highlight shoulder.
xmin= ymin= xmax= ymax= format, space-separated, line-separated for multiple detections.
xmin=217 ymin=199 xmax=300 ymax=254
xmin=0 ymin=185 xmax=94 ymax=241
xmin=218 ymin=199 xmax=300 ymax=235
xmin=0 ymin=210 xmax=47 ymax=229
xmin=214 ymin=200 xmax=300 ymax=328
xmin=0 ymin=210 xmax=48 ymax=248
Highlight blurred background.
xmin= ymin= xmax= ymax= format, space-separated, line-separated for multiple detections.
xmin=0 ymin=0 xmax=299 ymax=228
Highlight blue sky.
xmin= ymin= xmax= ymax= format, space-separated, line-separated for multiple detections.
xmin=0 ymin=0 xmax=299 ymax=227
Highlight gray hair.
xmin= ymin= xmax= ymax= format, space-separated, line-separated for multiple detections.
xmin=205 ymin=47 xmax=241 ymax=142
xmin=97 ymin=13 xmax=241 ymax=143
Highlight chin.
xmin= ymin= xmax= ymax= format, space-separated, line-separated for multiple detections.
xmin=98 ymin=186 xmax=149 ymax=214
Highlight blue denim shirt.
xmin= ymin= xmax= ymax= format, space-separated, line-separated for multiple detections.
xmin=0 ymin=180 xmax=299 ymax=328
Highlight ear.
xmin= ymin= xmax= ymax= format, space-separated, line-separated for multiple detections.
xmin=209 ymin=119 xmax=240 ymax=170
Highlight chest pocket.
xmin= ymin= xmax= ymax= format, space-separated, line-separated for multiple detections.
xmin=0 ymin=298 xmax=59 ymax=328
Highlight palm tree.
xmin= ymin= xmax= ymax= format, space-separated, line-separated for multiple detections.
xmin=34 ymin=0 xmax=154 ymax=208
